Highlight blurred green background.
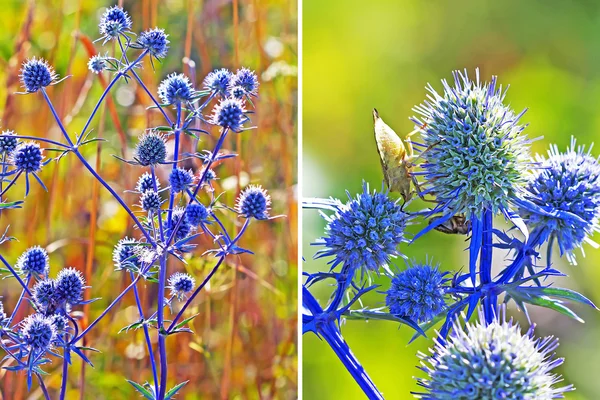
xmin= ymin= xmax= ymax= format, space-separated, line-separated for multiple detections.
xmin=303 ymin=0 xmax=600 ymax=398
xmin=0 ymin=0 xmax=297 ymax=399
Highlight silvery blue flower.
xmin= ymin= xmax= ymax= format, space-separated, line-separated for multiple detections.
xmin=169 ymin=167 xmax=194 ymax=193
xmin=210 ymin=98 xmax=246 ymax=132
xmin=136 ymin=172 xmax=160 ymax=193
xmin=137 ymin=28 xmax=169 ymax=59
xmin=20 ymin=58 xmax=57 ymax=93
xmin=232 ymin=68 xmax=259 ymax=96
xmin=112 ymin=238 xmax=141 ymax=270
xmin=88 ymin=55 xmax=107 ymax=74
xmin=55 ymin=268 xmax=85 ymax=304
xmin=203 ymin=68 xmax=233 ymax=97
xmin=135 ymin=131 xmax=167 ymax=166
xmin=168 ymin=272 xmax=195 ymax=300
xmin=185 ymin=203 xmax=209 ymax=225
xmin=11 ymin=142 xmax=44 ymax=173
xmin=0 ymin=130 xmax=19 ymax=154
xmin=16 ymin=246 xmax=49 ymax=277
xmin=21 ymin=314 xmax=56 ymax=351
xmin=158 ymin=73 xmax=193 ymax=105
xmin=33 ymin=279 xmax=56 ymax=311
xmin=236 ymin=185 xmax=271 ymax=220
xmin=140 ymin=190 xmax=162 ymax=212
xmin=98 ymin=6 xmax=132 ymax=42
xmin=166 ymin=207 xmax=193 ymax=241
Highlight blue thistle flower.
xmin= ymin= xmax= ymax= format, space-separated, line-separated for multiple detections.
xmin=11 ymin=142 xmax=43 ymax=173
xmin=136 ymin=172 xmax=160 ymax=193
xmin=19 ymin=58 xmax=57 ymax=93
xmin=416 ymin=311 xmax=572 ymax=399
xmin=519 ymin=138 xmax=600 ymax=265
xmin=99 ymin=6 xmax=132 ymax=42
xmin=135 ymin=131 xmax=167 ymax=166
xmin=210 ymin=98 xmax=246 ymax=132
xmin=0 ymin=130 xmax=19 ymax=154
xmin=203 ymin=68 xmax=233 ymax=97
xmin=385 ymin=261 xmax=447 ymax=323
xmin=168 ymin=272 xmax=195 ymax=300
xmin=54 ymin=268 xmax=85 ymax=305
xmin=140 ymin=190 xmax=162 ymax=212
xmin=166 ymin=207 xmax=193 ymax=241
xmin=21 ymin=314 xmax=55 ymax=351
xmin=232 ymin=68 xmax=259 ymax=96
xmin=113 ymin=238 xmax=141 ymax=271
xmin=314 ymin=182 xmax=409 ymax=274
xmin=412 ymin=69 xmax=531 ymax=217
xmin=169 ymin=167 xmax=194 ymax=193
xmin=137 ymin=28 xmax=169 ymax=59
xmin=236 ymin=185 xmax=271 ymax=220
xmin=158 ymin=73 xmax=193 ymax=105
xmin=16 ymin=246 xmax=49 ymax=277
xmin=185 ymin=203 xmax=209 ymax=225
xmin=88 ymin=55 xmax=107 ymax=74
xmin=33 ymin=279 xmax=56 ymax=311
xmin=50 ymin=314 xmax=69 ymax=334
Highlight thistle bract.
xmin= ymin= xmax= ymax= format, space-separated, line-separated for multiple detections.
xmin=519 ymin=138 xmax=600 ymax=264
xmin=0 ymin=130 xmax=18 ymax=154
xmin=135 ymin=131 xmax=167 ymax=166
xmin=416 ymin=312 xmax=572 ymax=400
xmin=55 ymin=268 xmax=85 ymax=304
xmin=412 ymin=69 xmax=531 ymax=217
xmin=158 ymin=73 xmax=193 ymax=105
xmin=236 ymin=185 xmax=271 ymax=220
xmin=11 ymin=142 xmax=43 ymax=173
xmin=137 ymin=28 xmax=169 ymax=59
xmin=16 ymin=246 xmax=49 ymax=276
xmin=21 ymin=314 xmax=56 ymax=351
xmin=20 ymin=58 xmax=56 ymax=93
xmin=203 ymin=68 xmax=233 ymax=97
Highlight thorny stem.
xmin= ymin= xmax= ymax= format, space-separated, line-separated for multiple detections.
xmin=59 ymin=344 xmax=69 ymax=400
xmin=36 ymin=372 xmax=51 ymax=400
xmin=157 ymin=254 xmax=169 ymax=400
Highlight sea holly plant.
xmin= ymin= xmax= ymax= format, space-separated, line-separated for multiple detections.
xmin=0 ymin=5 xmax=274 ymax=399
xmin=303 ymin=69 xmax=600 ymax=399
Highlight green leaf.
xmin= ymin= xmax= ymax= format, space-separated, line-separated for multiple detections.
xmin=0 ymin=201 xmax=23 ymax=209
xmin=521 ymin=287 xmax=598 ymax=309
xmin=126 ymin=380 xmax=155 ymax=400
xmin=173 ymin=313 xmax=199 ymax=331
xmin=165 ymin=381 xmax=189 ymax=399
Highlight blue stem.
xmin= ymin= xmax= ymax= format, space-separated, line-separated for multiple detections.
xmin=7 ymin=275 xmax=31 ymax=325
xmin=497 ymin=228 xmax=546 ymax=284
xmin=130 ymin=69 xmax=173 ymax=126
xmin=59 ymin=345 xmax=69 ymax=399
xmin=0 ymin=253 xmax=32 ymax=296
xmin=157 ymin=255 xmax=168 ymax=400
xmin=166 ymin=104 xmax=182 ymax=229
xmin=479 ymin=209 xmax=495 ymax=323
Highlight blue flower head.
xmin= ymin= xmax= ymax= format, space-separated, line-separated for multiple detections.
xmin=137 ymin=28 xmax=169 ymax=59
xmin=519 ymin=138 xmax=600 ymax=265
xmin=168 ymin=272 xmax=195 ymax=300
xmin=211 ymin=98 xmax=246 ymax=132
xmin=385 ymin=261 xmax=447 ymax=323
xmin=203 ymin=68 xmax=233 ymax=97
xmin=55 ymin=267 xmax=85 ymax=305
xmin=314 ymin=183 xmax=409 ymax=274
xmin=16 ymin=246 xmax=49 ymax=277
xmin=20 ymin=58 xmax=57 ymax=93
xmin=11 ymin=142 xmax=43 ymax=173
xmin=21 ymin=314 xmax=55 ymax=351
xmin=0 ymin=130 xmax=19 ymax=154
xmin=231 ymin=86 xmax=246 ymax=100
xmin=416 ymin=311 xmax=573 ymax=399
xmin=158 ymin=73 xmax=193 ymax=105
xmin=185 ymin=202 xmax=209 ymax=225
xmin=140 ymin=190 xmax=162 ymax=212
xmin=50 ymin=314 xmax=69 ymax=333
xmin=166 ymin=207 xmax=193 ymax=241
xmin=236 ymin=185 xmax=271 ymax=219
xmin=232 ymin=68 xmax=259 ymax=96
xmin=135 ymin=131 xmax=167 ymax=166
xmin=33 ymin=279 xmax=56 ymax=311
xmin=112 ymin=237 xmax=141 ymax=271
xmin=169 ymin=167 xmax=195 ymax=193
xmin=88 ymin=55 xmax=107 ymax=74
xmin=412 ymin=69 xmax=531 ymax=217
xmin=136 ymin=172 xmax=160 ymax=193
xmin=99 ymin=6 xmax=132 ymax=41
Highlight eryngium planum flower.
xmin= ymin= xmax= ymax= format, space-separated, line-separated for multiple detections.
xmin=203 ymin=68 xmax=233 ymax=97
xmin=16 ymin=246 xmax=49 ymax=276
xmin=232 ymin=68 xmax=259 ymax=96
xmin=385 ymin=261 xmax=447 ymax=323
xmin=166 ymin=208 xmax=193 ymax=241
xmin=412 ymin=69 xmax=531 ymax=217
xmin=20 ymin=58 xmax=57 ymax=93
xmin=21 ymin=314 xmax=56 ymax=351
xmin=11 ymin=142 xmax=43 ymax=173
xmin=211 ymin=98 xmax=246 ymax=132
xmin=158 ymin=73 xmax=193 ymax=105
xmin=185 ymin=203 xmax=209 ymax=225
xmin=113 ymin=238 xmax=141 ymax=270
xmin=519 ymin=138 xmax=600 ymax=264
xmin=416 ymin=312 xmax=572 ymax=400
xmin=236 ymin=185 xmax=271 ymax=220
xmin=168 ymin=272 xmax=195 ymax=300
xmin=0 ymin=130 xmax=18 ymax=154
xmin=33 ymin=279 xmax=56 ymax=311
xmin=135 ymin=131 xmax=167 ymax=166
xmin=140 ymin=190 xmax=162 ymax=212
xmin=314 ymin=182 xmax=409 ymax=273
xmin=137 ymin=28 xmax=169 ymax=59
xmin=88 ymin=55 xmax=107 ymax=74
xmin=99 ymin=6 xmax=132 ymax=41
xmin=55 ymin=268 xmax=85 ymax=304
xmin=169 ymin=167 xmax=194 ymax=193
xmin=136 ymin=172 xmax=160 ymax=193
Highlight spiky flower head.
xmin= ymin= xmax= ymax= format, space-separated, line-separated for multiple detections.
xmin=519 ymin=138 xmax=600 ymax=264
xmin=21 ymin=314 xmax=55 ymax=351
xmin=385 ymin=261 xmax=447 ymax=323
xmin=314 ymin=183 xmax=409 ymax=274
xmin=55 ymin=267 xmax=85 ymax=304
xmin=200 ymin=167 xmax=217 ymax=184
xmin=169 ymin=167 xmax=195 ymax=193
xmin=88 ymin=55 xmax=107 ymax=74
xmin=20 ymin=58 xmax=57 ymax=93
xmin=166 ymin=207 xmax=193 ymax=241
xmin=99 ymin=6 xmax=132 ymax=41
xmin=186 ymin=203 xmax=209 ymax=225
xmin=0 ymin=130 xmax=19 ymax=154
xmin=33 ymin=279 xmax=56 ymax=311
xmin=136 ymin=172 xmax=160 ymax=193
xmin=137 ymin=28 xmax=169 ymax=59
xmin=231 ymin=86 xmax=246 ymax=100
xmin=158 ymin=73 xmax=193 ymax=105
xmin=11 ymin=142 xmax=43 ymax=173
xmin=50 ymin=314 xmax=69 ymax=334
xmin=211 ymin=98 xmax=246 ymax=132
xmin=16 ymin=246 xmax=49 ymax=277
xmin=232 ymin=68 xmax=259 ymax=96
xmin=168 ymin=272 xmax=195 ymax=300
xmin=203 ymin=68 xmax=233 ymax=97
xmin=140 ymin=190 xmax=162 ymax=212
xmin=135 ymin=131 xmax=167 ymax=166
xmin=236 ymin=185 xmax=271 ymax=220
xmin=112 ymin=238 xmax=141 ymax=271
xmin=416 ymin=312 xmax=572 ymax=399
xmin=412 ymin=69 xmax=531 ymax=217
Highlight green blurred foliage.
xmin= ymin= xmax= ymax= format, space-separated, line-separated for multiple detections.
xmin=0 ymin=0 xmax=297 ymax=398
xmin=303 ymin=0 xmax=600 ymax=398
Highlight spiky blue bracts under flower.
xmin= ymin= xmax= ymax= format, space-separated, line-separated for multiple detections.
xmin=168 ymin=272 xmax=195 ymax=300
xmin=16 ymin=246 xmax=49 ymax=277
xmin=20 ymin=58 xmax=57 ymax=93
xmin=21 ymin=314 xmax=56 ymax=351
xmin=236 ymin=185 xmax=271 ymax=220
xmin=158 ymin=73 xmax=194 ymax=105
xmin=312 ymin=182 xmax=409 ymax=275
xmin=169 ymin=167 xmax=195 ymax=193
xmin=135 ymin=131 xmax=167 ymax=166
xmin=55 ymin=267 xmax=85 ymax=304
xmin=88 ymin=55 xmax=107 ymax=74
xmin=385 ymin=261 xmax=447 ymax=323
xmin=412 ymin=69 xmax=531 ymax=218
xmin=136 ymin=172 xmax=160 ymax=193
xmin=211 ymin=98 xmax=246 ymax=132
xmin=232 ymin=68 xmax=259 ymax=96
xmin=519 ymin=138 xmax=600 ymax=265
xmin=137 ymin=28 xmax=169 ymax=59
xmin=203 ymin=68 xmax=233 ymax=97
xmin=11 ymin=142 xmax=44 ymax=173
xmin=98 ymin=6 xmax=132 ymax=42
xmin=415 ymin=311 xmax=572 ymax=400
xmin=112 ymin=237 xmax=141 ymax=271
xmin=0 ymin=130 xmax=19 ymax=154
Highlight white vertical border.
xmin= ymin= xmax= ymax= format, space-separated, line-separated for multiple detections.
xmin=297 ymin=0 xmax=303 ymax=397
